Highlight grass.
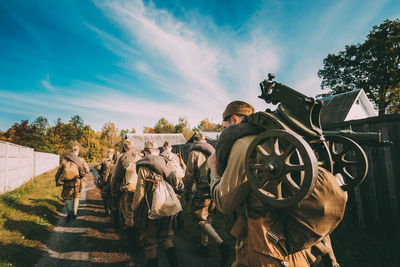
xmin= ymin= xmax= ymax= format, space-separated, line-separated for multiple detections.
xmin=0 ymin=169 xmax=63 ymax=267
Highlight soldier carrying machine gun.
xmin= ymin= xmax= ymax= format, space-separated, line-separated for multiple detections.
xmin=209 ymin=74 xmax=392 ymax=266
xmin=243 ymin=73 xmax=390 ymax=207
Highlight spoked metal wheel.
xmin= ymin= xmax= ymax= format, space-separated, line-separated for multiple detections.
xmin=325 ymin=135 xmax=368 ymax=191
xmin=245 ymin=129 xmax=318 ymax=208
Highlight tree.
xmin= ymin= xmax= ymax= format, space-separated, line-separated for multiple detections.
xmin=318 ymin=19 xmax=400 ymax=115
xmin=193 ymin=118 xmax=223 ymax=132
xmin=175 ymin=117 xmax=194 ymax=140
xmin=100 ymin=122 xmax=121 ymax=148
xmin=32 ymin=116 xmax=49 ymax=135
xmin=154 ymin=117 xmax=175 ymax=133
xmin=143 ymin=126 xmax=156 ymax=133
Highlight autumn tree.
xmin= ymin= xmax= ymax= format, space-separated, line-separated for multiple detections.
xmin=175 ymin=117 xmax=194 ymax=140
xmin=318 ymin=19 xmax=400 ymax=115
xmin=100 ymin=122 xmax=121 ymax=148
xmin=154 ymin=117 xmax=175 ymax=133
xmin=193 ymin=118 xmax=223 ymax=132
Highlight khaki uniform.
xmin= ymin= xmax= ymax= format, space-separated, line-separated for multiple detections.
xmin=211 ymin=135 xmax=311 ymax=266
xmin=55 ymin=157 xmax=90 ymax=201
xmin=132 ymin=166 xmax=175 ymax=251
xmin=110 ymin=149 xmax=141 ymax=226
xmin=184 ymin=149 xmax=215 ymax=225
xmin=98 ymin=157 xmax=114 ymax=200
xmin=109 ymin=155 xmax=123 ymax=213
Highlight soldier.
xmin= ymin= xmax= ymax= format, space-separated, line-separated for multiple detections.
xmin=110 ymin=140 xmax=141 ymax=248
xmin=209 ymin=101 xmax=342 ymax=266
xmin=98 ymin=148 xmax=115 ymax=216
xmin=55 ymin=144 xmax=90 ymax=223
xmin=161 ymin=141 xmax=186 ymax=187
xmin=183 ymin=133 xmax=230 ymax=266
xmin=131 ymin=141 xmax=180 ymax=267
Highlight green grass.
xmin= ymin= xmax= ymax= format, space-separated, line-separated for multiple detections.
xmin=0 ymin=169 xmax=63 ymax=267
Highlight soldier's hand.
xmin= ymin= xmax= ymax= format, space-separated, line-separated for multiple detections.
xmin=208 ymin=153 xmax=217 ymax=170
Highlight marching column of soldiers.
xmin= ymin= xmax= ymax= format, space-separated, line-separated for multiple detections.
xmin=55 ymin=100 xmax=344 ymax=267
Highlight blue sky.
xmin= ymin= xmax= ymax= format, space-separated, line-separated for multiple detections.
xmin=0 ymin=0 xmax=399 ymax=132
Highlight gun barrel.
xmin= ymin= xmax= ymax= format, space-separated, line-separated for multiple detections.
xmin=323 ymin=130 xmax=382 ymax=146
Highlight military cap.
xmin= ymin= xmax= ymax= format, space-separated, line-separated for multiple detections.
xmin=144 ymin=141 xmax=158 ymax=149
xmin=222 ymin=100 xmax=255 ymax=121
xmin=163 ymin=141 xmax=172 ymax=148
xmin=194 ymin=132 xmax=205 ymax=141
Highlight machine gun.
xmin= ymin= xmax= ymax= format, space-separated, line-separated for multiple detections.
xmin=244 ymin=74 xmax=390 ymax=208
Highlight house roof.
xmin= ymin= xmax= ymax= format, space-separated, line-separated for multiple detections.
xmin=125 ymin=133 xmax=187 ymax=151
xmin=319 ymin=90 xmax=362 ymax=127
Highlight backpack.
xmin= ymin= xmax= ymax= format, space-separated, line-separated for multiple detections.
xmin=283 ymin=167 xmax=347 ymax=252
xmin=196 ymin=156 xmax=210 ymax=189
xmin=122 ymin=162 xmax=138 ymax=192
xmin=169 ymin=155 xmax=185 ymax=180
xmin=145 ymin=172 xmax=182 ymax=219
xmin=61 ymin=160 xmax=80 ymax=181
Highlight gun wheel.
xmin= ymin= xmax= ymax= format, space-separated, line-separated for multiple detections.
xmin=245 ymin=129 xmax=318 ymax=208
xmin=325 ymin=135 xmax=368 ymax=191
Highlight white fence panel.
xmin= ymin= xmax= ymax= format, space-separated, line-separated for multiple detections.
xmin=0 ymin=141 xmax=60 ymax=194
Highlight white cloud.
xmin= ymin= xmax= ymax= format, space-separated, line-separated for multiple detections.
xmin=41 ymin=75 xmax=54 ymax=91
xmin=89 ymin=0 xmax=280 ymax=127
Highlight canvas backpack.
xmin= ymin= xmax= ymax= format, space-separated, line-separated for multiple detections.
xmin=61 ymin=160 xmax=80 ymax=181
xmin=122 ymin=162 xmax=138 ymax=192
xmin=145 ymin=172 xmax=182 ymax=219
xmin=196 ymin=156 xmax=210 ymax=189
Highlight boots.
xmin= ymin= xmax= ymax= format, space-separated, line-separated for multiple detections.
xmin=66 ymin=211 xmax=74 ymax=223
xmin=147 ymin=257 xmax=158 ymax=267
xmin=165 ymin=247 xmax=179 ymax=267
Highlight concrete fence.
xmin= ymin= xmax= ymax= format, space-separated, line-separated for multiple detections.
xmin=0 ymin=141 xmax=60 ymax=194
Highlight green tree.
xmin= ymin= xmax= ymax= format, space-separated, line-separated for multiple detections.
xmin=154 ymin=117 xmax=175 ymax=133
xmin=318 ymin=19 xmax=400 ymax=115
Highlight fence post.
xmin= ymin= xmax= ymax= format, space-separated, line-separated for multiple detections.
xmin=4 ymin=142 xmax=8 ymax=194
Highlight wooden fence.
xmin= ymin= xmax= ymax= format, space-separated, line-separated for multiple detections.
xmin=325 ymin=114 xmax=400 ymax=237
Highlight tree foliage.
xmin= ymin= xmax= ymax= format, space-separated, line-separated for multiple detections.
xmin=193 ymin=118 xmax=223 ymax=132
xmin=143 ymin=116 xmax=220 ymax=139
xmin=0 ymin=115 xmax=124 ymax=163
xmin=318 ymin=19 xmax=400 ymax=115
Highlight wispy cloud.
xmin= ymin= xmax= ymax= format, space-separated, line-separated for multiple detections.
xmin=87 ymin=0 xmax=280 ymax=127
xmin=40 ymin=75 xmax=54 ymax=91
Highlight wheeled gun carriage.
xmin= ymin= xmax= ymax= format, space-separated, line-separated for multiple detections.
xmin=244 ymin=73 xmax=389 ymax=208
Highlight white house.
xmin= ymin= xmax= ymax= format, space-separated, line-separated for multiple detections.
xmin=319 ymin=89 xmax=378 ymax=127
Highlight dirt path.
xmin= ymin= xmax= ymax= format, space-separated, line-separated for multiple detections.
xmin=35 ymin=174 xmax=220 ymax=267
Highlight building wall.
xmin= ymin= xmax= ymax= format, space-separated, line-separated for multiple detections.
xmin=0 ymin=141 xmax=60 ymax=194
